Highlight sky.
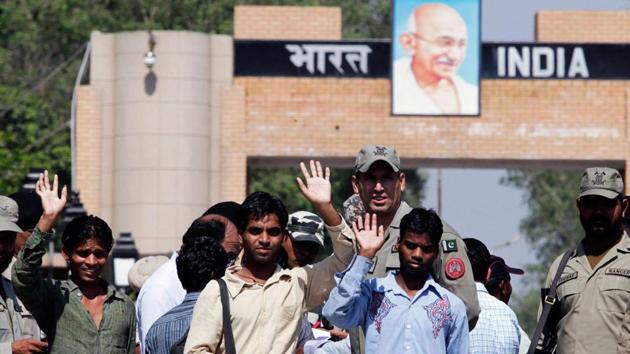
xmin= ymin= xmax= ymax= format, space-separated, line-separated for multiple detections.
xmin=419 ymin=0 xmax=629 ymax=290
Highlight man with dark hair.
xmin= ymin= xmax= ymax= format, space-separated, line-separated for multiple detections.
xmin=12 ymin=171 xmax=136 ymax=353
xmin=9 ymin=190 xmax=43 ymax=259
xmin=145 ymin=222 xmax=229 ymax=354
xmin=486 ymin=255 xmax=524 ymax=304
xmin=463 ymin=238 xmax=520 ymax=354
xmin=136 ymin=201 xmax=241 ymax=353
xmin=538 ymin=167 xmax=630 ymax=354
xmin=0 ymin=195 xmax=45 ymax=353
xmin=185 ymin=161 xmax=355 ymax=354
xmin=324 ymin=208 xmax=468 ymax=353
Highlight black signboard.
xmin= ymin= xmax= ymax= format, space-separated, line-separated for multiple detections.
xmin=234 ymin=40 xmax=390 ymax=78
xmin=234 ymin=40 xmax=630 ymax=80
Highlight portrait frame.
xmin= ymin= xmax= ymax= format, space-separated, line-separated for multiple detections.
xmin=391 ymin=0 xmax=482 ymax=117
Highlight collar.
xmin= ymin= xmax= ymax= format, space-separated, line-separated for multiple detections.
xmin=576 ymin=231 xmax=630 ymax=256
xmin=66 ymin=278 xmax=124 ymax=301
xmin=224 ymin=263 xmax=287 ymax=298
xmin=182 ymin=292 xmax=200 ymax=304
xmin=389 ymin=201 xmax=412 ymax=231
xmin=382 ymin=271 xmax=441 ymax=301
xmin=475 ymin=282 xmax=489 ymax=293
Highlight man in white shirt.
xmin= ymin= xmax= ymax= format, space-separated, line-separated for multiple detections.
xmin=393 ymin=3 xmax=478 ymax=115
xmin=135 ymin=202 xmax=241 ymax=353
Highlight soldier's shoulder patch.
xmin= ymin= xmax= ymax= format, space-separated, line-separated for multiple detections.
xmin=441 ymin=239 xmax=458 ymax=253
xmin=558 ymin=272 xmax=577 ymax=286
xmin=606 ymin=268 xmax=630 ymax=278
xmin=444 ymin=258 xmax=465 ymax=280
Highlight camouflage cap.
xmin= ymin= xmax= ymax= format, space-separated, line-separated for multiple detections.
xmin=286 ymin=211 xmax=325 ymax=247
xmin=353 ymin=144 xmax=401 ymax=174
xmin=578 ymin=167 xmax=624 ymax=199
xmin=0 ymin=195 xmax=23 ymax=233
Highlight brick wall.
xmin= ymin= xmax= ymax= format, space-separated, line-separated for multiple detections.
xmin=537 ymin=11 xmax=630 ymax=43
xmin=75 ymin=86 xmax=101 ymax=215
xmin=234 ymin=5 xmax=341 ymax=40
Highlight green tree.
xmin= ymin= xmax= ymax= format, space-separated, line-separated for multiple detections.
xmin=0 ymin=85 xmax=70 ymax=194
xmin=500 ymin=169 xmax=584 ymax=334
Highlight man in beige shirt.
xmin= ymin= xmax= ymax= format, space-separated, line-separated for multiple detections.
xmin=185 ymin=161 xmax=355 ymax=354
xmin=542 ymin=167 xmax=630 ymax=354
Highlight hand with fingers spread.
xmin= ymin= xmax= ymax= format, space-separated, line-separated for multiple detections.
xmin=296 ymin=160 xmax=341 ymax=227
xmin=35 ymin=170 xmax=68 ymax=233
xmin=297 ymin=160 xmax=331 ymax=207
xmin=353 ymin=213 xmax=385 ymax=259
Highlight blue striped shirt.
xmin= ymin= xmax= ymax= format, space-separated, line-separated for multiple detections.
xmin=145 ymin=292 xmax=200 ymax=354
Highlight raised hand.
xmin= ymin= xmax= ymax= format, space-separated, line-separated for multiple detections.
xmin=352 ymin=213 xmax=385 ymax=259
xmin=35 ymin=170 xmax=67 ymax=232
xmin=296 ymin=160 xmax=331 ymax=207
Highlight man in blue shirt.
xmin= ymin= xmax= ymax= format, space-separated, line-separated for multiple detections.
xmin=145 ymin=222 xmax=230 ymax=354
xmin=323 ymin=208 xmax=468 ymax=354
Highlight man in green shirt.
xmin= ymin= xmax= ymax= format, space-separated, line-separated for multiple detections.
xmin=12 ymin=170 xmax=136 ymax=354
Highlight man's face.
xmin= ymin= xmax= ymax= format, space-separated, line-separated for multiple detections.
xmin=200 ymin=214 xmax=242 ymax=260
xmin=63 ymin=237 xmax=109 ymax=285
xmin=352 ymin=161 xmax=405 ymax=217
xmin=401 ymin=6 xmax=468 ymax=80
xmin=242 ymin=214 xmax=285 ymax=265
xmin=283 ymin=237 xmax=322 ymax=268
xmin=577 ymin=195 xmax=628 ymax=238
xmin=0 ymin=232 xmax=16 ymax=273
xmin=397 ymin=232 xmax=437 ymax=277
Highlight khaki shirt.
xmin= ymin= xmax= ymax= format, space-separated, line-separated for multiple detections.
xmin=544 ymin=234 xmax=630 ymax=354
xmin=0 ymin=276 xmax=40 ymax=354
xmin=184 ymin=220 xmax=355 ymax=354
xmin=364 ymin=201 xmax=479 ymax=328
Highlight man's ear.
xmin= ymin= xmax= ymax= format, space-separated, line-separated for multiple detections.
xmin=399 ymin=172 xmax=406 ymax=192
xmin=61 ymin=247 xmax=70 ymax=262
xmin=621 ymin=197 xmax=629 ymax=215
xmin=351 ymin=175 xmax=360 ymax=194
xmin=400 ymin=33 xmax=417 ymax=55
xmin=485 ymin=268 xmax=492 ymax=283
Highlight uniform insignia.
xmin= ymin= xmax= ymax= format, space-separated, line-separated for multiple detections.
xmin=423 ymin=296 xmax=452 ymax=338
xmin=373 ymin=146 xmax=388 ymax=156
xmin=444 ymin=258 xmax=465 ymax=280
xmin=558 ymin=272 xmax=577 ymax=286
xmin=441 ymin=239 xmax=457 ymax=253
xmin=391 ymin=244 xmax=398 ymax=252
xmin=606 ymin=268 xmax=630 ymax=277
xmin=593 ymin=171 xmax=606 ymax=185
xmin=368 ymin=292 xmax=397 ymax=333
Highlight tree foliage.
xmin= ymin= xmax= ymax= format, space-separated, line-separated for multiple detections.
xmin=501 ymin=169 xmax=584 ymax=275
xmin=0 ymin=85 xmax=70 ymax=194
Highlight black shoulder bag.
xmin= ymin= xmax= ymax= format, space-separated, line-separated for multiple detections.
xmin=527 ymin=251 xmax=573 ymax=354
xmin=169 ymin=278 xmax=236 ymax=354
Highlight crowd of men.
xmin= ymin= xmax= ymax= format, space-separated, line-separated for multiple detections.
xmin=0 ymin=144 xmax=628 ymax=354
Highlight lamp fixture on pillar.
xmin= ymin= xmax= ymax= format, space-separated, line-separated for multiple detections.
xmin=111 ymin=232 xmax=139 ymax=292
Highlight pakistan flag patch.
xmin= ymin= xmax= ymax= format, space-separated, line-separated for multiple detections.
xmin=441 ymin=239 xmax=458 ymax=253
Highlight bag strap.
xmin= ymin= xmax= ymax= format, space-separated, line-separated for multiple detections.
xmin=218 ymin=278 xmax=237 ymax=354
xmin=527 ymin=250 xmax=574 ymax=354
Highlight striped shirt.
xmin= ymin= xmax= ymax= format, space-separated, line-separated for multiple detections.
xmin=469 ymin=282 xmax=521 ymax=354
xmin=145 ymin=292 xmax=200 ymax=354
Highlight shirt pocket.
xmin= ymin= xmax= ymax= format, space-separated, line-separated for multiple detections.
xmin=598 ymin=273 xmax=630 ymax=313
xmin=0 ymin=309 xmax=11 ymax=340
xmin=556 ymin=278 xmax=582 ymax=313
